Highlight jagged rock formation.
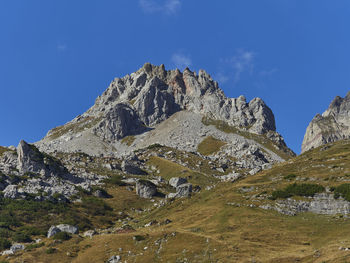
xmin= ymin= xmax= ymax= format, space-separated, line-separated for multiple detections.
xmin=36 ymin=64 xmax=294 ymax=172
xmin=302 ymin=92 xmax=350 ymax=153
xmin=0 ymin=140 xmax=106 ymax=200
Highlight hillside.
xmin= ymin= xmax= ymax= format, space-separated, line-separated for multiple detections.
xmin=2 ymin=139 xmax=350 ymax=262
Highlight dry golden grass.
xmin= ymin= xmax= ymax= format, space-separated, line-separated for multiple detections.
xmin=197 ymin=136 xmax=227 ymax=156
xmin=4 ymin=140 xmax=350 ymax=262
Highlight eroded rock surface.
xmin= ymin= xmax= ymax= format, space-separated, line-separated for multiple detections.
xmin=36 ymin=64 xmax=293 ymax=167
xmin=302 ymin=92 xmax=350 ymax=153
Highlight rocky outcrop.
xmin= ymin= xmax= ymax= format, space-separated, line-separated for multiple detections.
xmin=0 ymin=140 xmax=107 ymax=201
xmin=167 ymin=183 xmax=192 ymax=198
xmin=47 ymin=224 xmax=78 ymax=238
xmin=93 ymin=103 xmax=146 ymax=142
xmin=302 ymin=92 xmax=350 ymax=153
xmin=262 ymin=193 xmax=350 ymax=216
xmin=169 ymin=177 xmax=187 ymax=188
xmin=136 ymin=180 xmax=157 ymax=198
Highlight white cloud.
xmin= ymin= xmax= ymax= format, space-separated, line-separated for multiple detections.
xmin=215 ymin=72 xmax=229 ymax=84
xmin=139 ymin=0 xmax=181 ymax=15
xmin=171 ymin=52 xmax=192 ymax=69
xmin=215 ymin=49 xmax=255 ymax=85
xmin=57 ymin=44 xmax=67 ymax=51
xmin=226 ymin=50 xmax=255 ymax=83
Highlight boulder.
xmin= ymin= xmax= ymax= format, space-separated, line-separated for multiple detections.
xmin=167 ymin=183 xmax=193 ymax=198
xmin=17 ymin=140 xmax=46 ymax=174
xmin=83 ymin=230 xmax=96 ymax=238
xmin=176 ymin=183 xmax=192 ymax=197
xmin=47 ymin=224 xmax=78 ymax=238
xmin=136 ymin=180 xmax=157 ymax=198
xmin=218 ymin=173 xmax=242 ymax=182
xmin=107 ymin=255 xmax=121 ymax=263
xmin=121 ymin=160 xmax=147 ymax=175
xmin=169 ymin=177 xmax=187 ymax=188
xmin=10 ymin=243 xmax=25 ymax=253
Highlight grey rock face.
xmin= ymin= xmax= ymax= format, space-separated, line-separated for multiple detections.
xmin=3 ymin=185 xmax=24 ymax=199
xmin=302 ymin=92 xmax=350 ymax=153
xmin=176 ymin=183 xmax=192 ymax=197
xmin=17 ymin=140 xmax=47 ymax=175
xmin=136 ymin=180 xmax=157 ymax=198
xmin=264 ymin=193 xmax=350 ymax=216
xmin=169 ymin=177 xmax=187 ymax=188
xmin=47 ymin=226 xmax=61 ymax=238
xmin=93 ymin=103 xmax=146 ymax=142
xmin=38 ymin=64 xmax=286 ymax=158
xmin=47 ymin=224 xmax=78 ymax=238
xmin=121 ymin=159 xmax=147 ymax=175
xmin=168 ymin=183 xmax=193 ymax=198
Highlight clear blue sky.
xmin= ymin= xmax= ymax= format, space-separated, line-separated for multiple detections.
xmin=1 ymin=1 xmax=350 ymax=154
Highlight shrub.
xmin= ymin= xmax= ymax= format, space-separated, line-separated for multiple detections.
xmin=26 ymin=242 xmax=45 ymax=251
xmin=81 ymin=197 xmax=112 ymax=216
xmin=12 ymin=232 xmax=32 ymax=243
xmin=284 ymin=174 xmax=297 ymax=180
xmin=103 ymin=175 xmax=125 ymax=186
xmin=147 ymin=143 xmax=163 ymax=150
xmin=52 ymin=231 xmax=71 ymax=241
xmin=0 ymin=237 xmax=11 ymax=250
xmin=333 ymin=184 xmax=350 ymax=202
xmin=271 ymin=183 xmax=325 ymax=200
xmin=46 ymin=247 xmax=56 ymax=254
xmin=133 ymin=235 xmax=146 ymax=241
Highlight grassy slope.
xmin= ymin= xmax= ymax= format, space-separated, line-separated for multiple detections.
xmin=3 ymin=141 xmax=350 ymax=262
xmin=197 ymin=136 xmax=226 ymax=156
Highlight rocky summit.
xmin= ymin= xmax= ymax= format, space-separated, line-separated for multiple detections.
xmin=36 ymin=63 xmax=294 ymax=168
xmin=302 ymin=91 xmax=350 ymax=153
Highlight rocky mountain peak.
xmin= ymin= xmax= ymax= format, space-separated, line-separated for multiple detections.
xmin=302 ymin=92 xmax=350 ymax=153
xmin=36 ymin=63 xmax=292 ymax=162
xmin=87 ymin=63 xmax=275 ymax=134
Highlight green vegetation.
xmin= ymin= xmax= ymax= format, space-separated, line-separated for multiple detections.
xmin=197 ymin=136 xmax=226 ymax=156
xmin=271 ymin=183 xmax=325 ymax=200
xmin=332 ymin=184 xmax=350 ymax=201
xmin=81 ymin=196 xmax=113 ymax=216
xmin=48 ymin=116 xmax=101 ymax=140
xmin=0 ymin=238 xmax=11 ymax=250
xmin=283 ymin=174 xmax=298 ymax=180
xmin=52 ymin=232 xmax=71 ymax=241
xmin=103 ymin=175 xmax=125 ymax=186
xmin=147 ymin=143 xmax=164 ymax=150
xmin=121 ymin=135 xmax=136 ymax=146
xmin=12 ymin=232 xmax=32 ymax=243
xmin=45 ymin=248 xmax=56 ymax=254
xmin=0 ymin=146 xmax=10 ymax=156
xmin=26 ymin=242 xmax=45 ymax=251
xmin=133 ymin=235 xmax=146 ymax=241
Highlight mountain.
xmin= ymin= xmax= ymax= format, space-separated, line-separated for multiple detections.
xmin=36 ymin=63 xmax=294 ymax=165
xmin=0 ymin=64 xmax=312 ymax=262
xmin=302 ymin=91 xmax=350 ymax=153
